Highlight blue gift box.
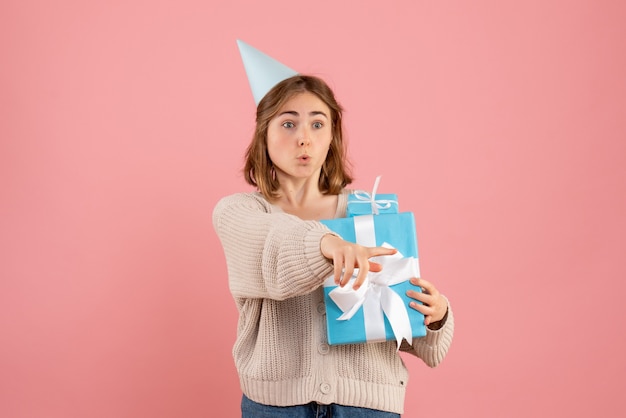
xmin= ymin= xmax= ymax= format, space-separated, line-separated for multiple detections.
xmin=347 ymin=192 xmax=399 ymax=217
xmin=320 ymin=213 xmax=426 ymax=346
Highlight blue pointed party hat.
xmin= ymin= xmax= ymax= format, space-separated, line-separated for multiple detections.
xmin=237 ymin=40 xmax=299 ymax=105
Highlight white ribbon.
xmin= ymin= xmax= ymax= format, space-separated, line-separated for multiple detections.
xmin=351 ymin=175 xmax=398 ymax=215
xmin=325 ymin=244 xmax=419 ymax=349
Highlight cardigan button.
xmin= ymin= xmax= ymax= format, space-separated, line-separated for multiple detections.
xmin=320 ymin=383 xmax=331 ymax=394
xmin=318 ymin=343 xmax=330 ymax=355
xmin=316 ymin=302 xmax=326 ymax=315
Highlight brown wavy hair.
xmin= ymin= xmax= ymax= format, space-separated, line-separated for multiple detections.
xmin=243 ymin=75 xmax=353 ymax=200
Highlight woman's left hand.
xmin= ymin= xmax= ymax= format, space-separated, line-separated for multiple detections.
xmin=406 ymin=277 xmax=448 ymax=327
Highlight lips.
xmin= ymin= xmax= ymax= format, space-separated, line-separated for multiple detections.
xmin=297 ymin=154 xmax=311 ymax=162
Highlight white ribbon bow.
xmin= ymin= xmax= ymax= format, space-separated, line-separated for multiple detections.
xmin=326 ymin=244 xmax=420 ymax=349
xmin=351 ymin=175 xmax=397 ymax=215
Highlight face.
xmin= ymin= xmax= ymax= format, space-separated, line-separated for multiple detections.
xmin=266 ymin=91 xmax=333 ymax=183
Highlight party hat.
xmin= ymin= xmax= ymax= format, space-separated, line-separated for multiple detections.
xmin=237 ymin=39 xmax=299 ymax=105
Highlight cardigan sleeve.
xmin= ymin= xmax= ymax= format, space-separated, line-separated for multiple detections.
xmin=399 ymin=297 xmax=455 ymax=367
xmin=212 ymin=193 xmax=337 ymax=300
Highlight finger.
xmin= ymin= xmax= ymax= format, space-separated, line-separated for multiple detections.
xmin=341 ymin=255 xmax=355 ymax=287
xmin=410 ymin=277 xmax=425 ymax=290
xmin=368 ymin=261 xmax=383 ymax=273
xmin=353 ymin=258 xmax=370 ymax=290
xmin=333 ymin=255 xmax=343 ymax=285
xmin=409 ymin=300 xmax=433 ymax=317
xmin=411 ymin=277 xmax=438 ymax=296
xmin=407 ymin=278 xmax=431 ymax=301
xmin=411 ymin=293 xmax=447 ymax=324
xmin=406 ymin=289 xmax=431 ymax=305
xmin=370 ymin=246 xmax=397 ymax=257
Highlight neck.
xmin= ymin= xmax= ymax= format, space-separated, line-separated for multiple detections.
xmin=275 ymin=176 xmax=323 ymax=209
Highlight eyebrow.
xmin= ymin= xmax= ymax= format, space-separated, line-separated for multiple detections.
xmin=278 ymin=110 xmax=329 ymax=119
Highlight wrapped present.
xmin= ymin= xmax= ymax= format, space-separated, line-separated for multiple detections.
xmin=347 ymin=192 xmax=399 ymax=216
xmin=320 ymin=212 xmax=426 ymax=348
xmin=347 ymin=175 xmax=399 ymax=217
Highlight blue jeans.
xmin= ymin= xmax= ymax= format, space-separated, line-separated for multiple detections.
xmin=241 ymin=395 xmax=401 ymax=418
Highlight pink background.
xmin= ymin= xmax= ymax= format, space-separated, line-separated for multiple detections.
xmin=2 ymin=1 xmax=625 ymax=417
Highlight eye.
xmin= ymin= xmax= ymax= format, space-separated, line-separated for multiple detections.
xmin=313 ymin=122 xmax=324 ymax=129
xmin=282 ymin=121 xmax=295 ymax=129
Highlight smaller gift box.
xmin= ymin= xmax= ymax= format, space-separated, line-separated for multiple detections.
xmin=347 ymin=192 xmax=399 ymax=217
xmin=346 ymin=175 xmax=398 ymax=217
xmin=320 ymin=212 xmax=426 ymax=348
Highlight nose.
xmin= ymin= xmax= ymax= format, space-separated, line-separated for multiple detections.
xmin=298 ymin=129 xmax=310 ymax=147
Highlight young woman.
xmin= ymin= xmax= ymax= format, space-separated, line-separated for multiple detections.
xmin=213 ymin=75 xmax=454 ymax=417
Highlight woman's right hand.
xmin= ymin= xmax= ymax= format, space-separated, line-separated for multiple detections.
xmin=320 ymin=234 xmax=397 ymax=290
